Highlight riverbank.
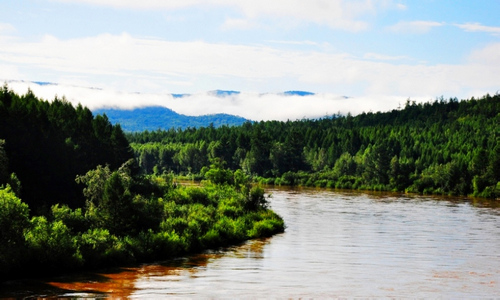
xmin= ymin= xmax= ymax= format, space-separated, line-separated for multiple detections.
xmin=176 ymin=173 xmax=500 ymax=202
xmin=0 ymin=163 xmax=284 ymax=282
xmin=2 ymin=188 xmax=499 ymax=298
xmin=253 ymin=171 xmax=500 ymax=199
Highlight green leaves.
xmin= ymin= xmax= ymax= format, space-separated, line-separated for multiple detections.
xmin=129 ymin=93 xmax=499 ymax=198
xmin=0 ymin=187 xmax=30 ymax=278
xmin=24 ymin=216 xmax=81 ymax=272
xmin=204 ymin=158 xmax=234 ymax=185
xmin=77 ymin=161 xmax=136 ymax=235
xmin=0 ymin=187 xmax=29 ymax=247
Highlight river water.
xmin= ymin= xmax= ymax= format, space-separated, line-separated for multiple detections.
xmin=2 ymin=188 xmax=500 ymax=298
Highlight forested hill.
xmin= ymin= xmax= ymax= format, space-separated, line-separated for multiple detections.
xmin=128 ymin=94 xmax=500 ymax=198
xmin=0 ymin=85 xmax=134 ymax=209
xmin=93 ymin=106 xmax=250 ymax=131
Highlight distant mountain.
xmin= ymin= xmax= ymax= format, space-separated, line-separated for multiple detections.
xmin=93 ymin=106 xmax=250 ymax=132
xmin=283 ymin=91 xmax=315 ymax=96
xmin=6 ymin=81 xmax=331 ymax=129
xmin=171 ymin=93 xmax=189 ymax=98
xmin=32 ymin=81 xmax=55 ymax=86
xmin=209 ymin=90 xmax=241 ymax=96
xmin=170 ymin=90 xmax=241 ymax=98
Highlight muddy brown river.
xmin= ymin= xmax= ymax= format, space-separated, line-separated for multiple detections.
xmin=2 ymin=188 xmax=500 ymax=298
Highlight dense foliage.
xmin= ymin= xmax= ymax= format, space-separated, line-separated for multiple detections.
xmin=0 ymin=161 xmax=283 ymax=280
xmin=128 ymin=94 xmax=500 ymax=198
xmin=0 ymin=84 xmax=133 ymax=210
xmin=0 ymin=86 xmax=284 ymax=281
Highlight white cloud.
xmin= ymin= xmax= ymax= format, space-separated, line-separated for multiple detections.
xmin=267 ymin=40 xmax=321 ymax=47
xmin=51 ymin=0 xmax=399 ymax=31
xmin=468 ymin=42 xmax=500 ymax=66
xmin=363 ymin=52 xmax=409 ymax=61
xmin=388 ymin=20 xmax=444 ymax=34
xmin=229 ymin=0 xmax=372 ymax=31
xmin=396 ymin=3 xmax=407 ymax=10
xmin=6 ymin=80 xmax=408 ymax=121
xmin=455 ymin=23 xmax=500 ymax=35
xmin=221 ymin=18 xmax=260 ymax=30
xmin=0 ymin=33 xmax=357 ymax=92
xmin=0 ymin=64 xmax=21 ymax=81
xmin=0 ymin=23 xmax=15 ymax=34
xmin=2 ymin=32 xmax=499 ymax=114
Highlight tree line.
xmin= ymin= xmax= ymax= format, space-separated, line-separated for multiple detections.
xmin=0 ymin=84 xmax=133 ymax=211
xmin=128 ymin=94 xmax=500 ymax=198
xmin=0 ymin=85 xmax=284 ymax=281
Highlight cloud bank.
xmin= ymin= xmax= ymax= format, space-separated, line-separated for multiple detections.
xmin=2 ymin=32 xmax=498 ymax=101
xmin=6 ymin=80 xmax=415 ymax=122
xmin=2 ymin=1 xmax=499 ymax=118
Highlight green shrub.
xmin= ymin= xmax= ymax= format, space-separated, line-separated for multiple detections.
xmin=77 ymin=228 xmax=122 ymax=267
xmin=51 ymin=204 xmax=88 ymax=233
xmin=245 ymin=185 xmax=268 ymax=211
xmin=0 ymin=187 xmax=29 ymax=248
xmin=0 ymin=187 xmax=30 ymax=279
xmin=186 ymin=187 xmax=211 ymax=205
xmin=24 ymin=216 xmax=81 ymax=272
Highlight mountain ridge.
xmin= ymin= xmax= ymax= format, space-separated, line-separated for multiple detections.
xmin=93 ymin=106 xmax=251 ymax=132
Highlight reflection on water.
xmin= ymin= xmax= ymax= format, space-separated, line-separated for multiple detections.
xmin=0 ymin=239 xmax=271 ymax=299
xmin=2 ymin=188 xmax=500 ymax=298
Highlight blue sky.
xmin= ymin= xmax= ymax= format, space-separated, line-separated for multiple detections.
xmin=1 ymin=0 xmax=499 ymax=120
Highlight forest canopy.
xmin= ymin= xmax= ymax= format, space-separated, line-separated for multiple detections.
xmin=0 ymin=85 xmax=284 ymax=281
xmin=127 ymin=94 xmax=500 ymax=198
xmin=0 ymin=84 xmax=134 ymax=210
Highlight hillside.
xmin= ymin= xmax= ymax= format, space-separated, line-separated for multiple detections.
xmin=128 ymin=94 xmax=500 ymax=198
xmin=93 ymin=106 xmax=251 ymax=132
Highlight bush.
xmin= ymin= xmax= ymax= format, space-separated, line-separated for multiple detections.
xmin=123 ymin=229 xmax=184 ymax=262
xmin=133 ymin=195 xmax=164 ymax=231
xmin=247 ymin=210 xmax=285 ymax=238
xmin=0 ymin=187 xmax=30 ymax=279
xmin=51 ymin=204 xmax=88 ymax=233
xmin=186 ymin=187 xmax=211 ymax=205
xmin=0 ymin=187 xmax=29 ymax=248
xmin=77 ymin=228 xmax=122 ymax=267
xmin=24 ymin=216 xmax=81 ymax=273
xmin=245 ymin=185 xmax=268 ymax=211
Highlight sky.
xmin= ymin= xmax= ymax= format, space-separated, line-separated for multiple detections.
xmin=1 ymin=0 xmax=499 ymax=121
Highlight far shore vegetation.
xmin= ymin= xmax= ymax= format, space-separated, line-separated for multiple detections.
xmin=128 ymin=93 xmax=499 ymax=199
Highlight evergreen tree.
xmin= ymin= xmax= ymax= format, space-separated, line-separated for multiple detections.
xmin=0 ymin=140 xmax=8 ymax=184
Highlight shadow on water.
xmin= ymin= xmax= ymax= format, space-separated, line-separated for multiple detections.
xmin=0 ymin=238 xmax=271 ymax=299
xmin=0 ymin=272 xmax=111 ymax=299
